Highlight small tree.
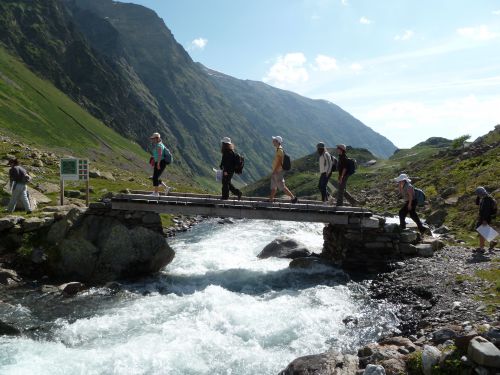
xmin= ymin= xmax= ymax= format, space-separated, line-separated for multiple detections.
xmin=451 ymin=134 xmax=471 ymax=150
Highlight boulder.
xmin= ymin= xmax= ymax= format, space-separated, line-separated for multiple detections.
xmin=0 ymin=320 xmax=20 ymax=336
xmin=258 ymin=237 xmax=311 ymax=259
xmin=0 ymin=216 xmax=22 ymax=232
xmin=58 ymin=282 xmax=85 ymax=296
xmin=431 ymin=328 xmax=457 ymax=344
xmin=379 ymin=358 xmax=406 ymax=375
xmin=399 ymin=230 xmax=418 ymax=244
xmin=416 ymin=244 xmax=433 ymax=257
xmin=21 ymin=217 xmax=54 ymax=232
xmin=399 ymin=243 xmax=418 ymax=256
xmin=440 ymin=187 xmax=457 ymax=199
xmin=51 ymin=214 xmax=175 ymax=283
xmin=425 ymin=210 xmax=448 ymax=227
xmin=279 ymin=351 xmax=359 ymax=375
xmin=467 ymin=336 xmax=500 ymax=368
xmin=422 ymin=345 xmax=441 ymax=375
xmin=363 ymin=364 xmax=385 ymax=375
xmin=0 ymin=268 xmax=20 ymax=285
xmin=433 ymin=226 xmax=450 ymax=234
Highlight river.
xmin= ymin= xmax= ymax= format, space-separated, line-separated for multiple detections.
xmin=0 ymin=219 xmax=399 ymax=374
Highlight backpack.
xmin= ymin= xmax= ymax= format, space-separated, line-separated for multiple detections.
xmin=329 ymin=154 xmax=338 ymax=173
xmin=346 ymin=158 xmax=357 ymax=176
xmin=163 ymin=147 xmax=173 ymax=165
xmin=489 ymin=196 xmax=497 ymax=217
xmin=233 ymin=152 xmax=245 ymax=174
xmin=414 ymin=187 xmax=426 ymax=206
xmin=282 ymin=152 xmax=291 ymax=171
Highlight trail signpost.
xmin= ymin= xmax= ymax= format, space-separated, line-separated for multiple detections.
xmin=60 ymin=158 xmax=89 ymax=206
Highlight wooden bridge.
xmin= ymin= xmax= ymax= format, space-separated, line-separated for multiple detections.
xmin=111 ymin=192 xmax=378 ymax=227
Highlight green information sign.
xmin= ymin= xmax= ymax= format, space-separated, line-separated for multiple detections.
xmin=60 ymin=158 xmax=88 ymax=181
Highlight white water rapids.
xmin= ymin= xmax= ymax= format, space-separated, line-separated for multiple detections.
xmin=0 ymin=219 xmax=399 ymax=374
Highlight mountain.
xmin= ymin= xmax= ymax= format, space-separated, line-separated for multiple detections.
xmin=0 ymin=0 xmax=397 ymax=186
xmin=203 ymin=67 xmax=396 ymax=159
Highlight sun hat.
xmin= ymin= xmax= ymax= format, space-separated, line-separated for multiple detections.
xmin=272 ymin=136 xmax=283 ymax=144
xmin=221 ymin=137 xmax=232 ymax=144
xmin=475 ymin=186 xmax=488 ymax=197
xmin=317 ymin=142 xmax=325 ymax=149
xmin=394 ymin=173 xmax=411 ymax=183
xmin=149 ymin=132 xmax=161 ymax=139
xmin=336 ymin=144 xmax=347 ymax=152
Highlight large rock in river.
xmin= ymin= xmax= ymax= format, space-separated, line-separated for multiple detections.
xmin=258 ymin=236 xmax=311 ymax=259
xmin=279 ymin=350 xmax=358 ymax=375
xmin=46 ymin=209 xmax=175 ymax=283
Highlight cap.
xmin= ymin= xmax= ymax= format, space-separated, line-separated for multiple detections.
xmin=317 ymin=142 xmax=325 ymax=149
xmin=272 ymin=136 xmax=283 ymax=144
xmin=394 ymin=173 xmax=411 ymax=183
xmin=221 ymin=137 xmax=232 ymax=144
xmin=149 ymin=132 xmax=161 ymax=139
xmin=336 ymin=144 xmax=347 ymax=152
xmin=475 ymin=186 xmax=488 ymax=197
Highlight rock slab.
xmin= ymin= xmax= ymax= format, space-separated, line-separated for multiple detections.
xmin=279 ymin=351 xmax=358 ymax=375
xmin=468 ymin=336 xmax=500 ymax=369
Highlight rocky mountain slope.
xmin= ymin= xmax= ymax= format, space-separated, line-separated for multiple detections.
xmin=0 ymin=0 xmax=396 ymax=186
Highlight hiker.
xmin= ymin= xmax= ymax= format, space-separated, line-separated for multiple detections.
xmin=149 ymin=132 xmax=168 ymax=197
xmin=336 ymin=144 xmax=349 ymax=206
xmin=475 ymin=186 xmax=497 ymax=252
xmin=219 ymin=137 xmax=242 ymax=200
xmin=270 ymin=136 xmax=297 ymax=203
xmin=394 ymin=173 xmax=425 ymax=233
xmin=6 ymin=158 xmax=32 ymax=214
xmin=317 ymin=142 xmax=334 ymax=202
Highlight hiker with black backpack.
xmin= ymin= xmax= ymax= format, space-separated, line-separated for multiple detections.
xmin=6 ymin=158 xmax=32 ymax=214
xmin=475 ymin=186 xmax=498 ymax=253
xmin=317 ymin=142 xmax=336 ymax=202
xmin=335 ymin=144 xmax=352 ymax=206
xmin=269 ymin=136 xmax=298 ymax=203
xmin=394 ymin=173 xmax=426 ymax=234
xmin=220 ymin=137 xmax=242 ymax=200
xmin=149 ymin=132 xmax=172 ymax=197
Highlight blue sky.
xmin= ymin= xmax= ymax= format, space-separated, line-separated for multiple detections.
xmin=125 ymin=0 xmax=500 ymax=148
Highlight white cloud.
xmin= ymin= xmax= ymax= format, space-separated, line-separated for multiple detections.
xmin=456 ymin=25 xmax=498 ymax=41
xmin=394 ymin=30 xmax=415 ymax=41
xmin=315 ymin=55 xmax=338 ymax=71
xmin=359 ymin=96 xmax=500 ymax=147
xmin=190 ymin=37 xmax=208 ymax=50
xmin=341 ymin=0 xmax=349 ymax=6
xmin=263 ymin=53 xmax=309 ymax=86
xmin=493 ymin=10 xmax=500 ymax=15
xmin=359 ymin=17 xmax=372 ymax=25
xmin=350 ymin=63 xmax=363 ymax=72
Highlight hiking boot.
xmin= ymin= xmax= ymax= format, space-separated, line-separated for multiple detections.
xmin=237 ymin=191 xmax=242 ymax=201
xmin=489 ymin=240 xmax=498 ymax=250
xmin=291 ymin=197 xmax=298 ymax=204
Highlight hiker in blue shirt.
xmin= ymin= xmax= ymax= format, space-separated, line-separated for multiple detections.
xmin=149 ymin=132 xmax=168 ymax=197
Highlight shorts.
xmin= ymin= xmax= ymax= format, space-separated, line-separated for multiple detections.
xmin=476 ymin=217 xmax=492 ymax=228
xmin=271 ymin=171 xmax=285 ymax=191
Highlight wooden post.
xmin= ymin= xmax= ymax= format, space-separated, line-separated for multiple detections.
xmin=60 ymin=179 xmax=64 ymax=206
xmin=86 ymin=178 xmax=90 ymax=207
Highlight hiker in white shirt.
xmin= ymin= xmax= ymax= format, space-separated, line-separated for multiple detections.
xmin=317 ymin=142 xmax=336 ymax=202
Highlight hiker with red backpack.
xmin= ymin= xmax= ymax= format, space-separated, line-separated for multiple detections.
xmin=394 ymin=173 xmax=426 ymax=234
xmin=220 ymin=137 xmax=242 ymax=200
xmin=317 ymin=142 xmax=336 ymax=202
xmin=336 ymin=144 xmax=352 ymax=206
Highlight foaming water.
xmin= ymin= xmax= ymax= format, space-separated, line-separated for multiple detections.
xmin=0 ymin=219 xmax=398 ymax=375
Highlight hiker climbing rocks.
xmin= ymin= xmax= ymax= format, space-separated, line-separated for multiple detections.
xmin=475 ymin=186 xmax=498 ymax=253
xmin=6 ymin=158 xmax=32 ymax=214
xmin=317 ymin=142 xmax=335 ymax=202
xmin=219 ymin=137 xmax=242 ymax=200
xmin=149 ymin=132 xmax=172 ymax=197
xmin=394 ymin=173 xmax=425 ymax=234
xmin=269 ymin=136 xmax=297 ymax=203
